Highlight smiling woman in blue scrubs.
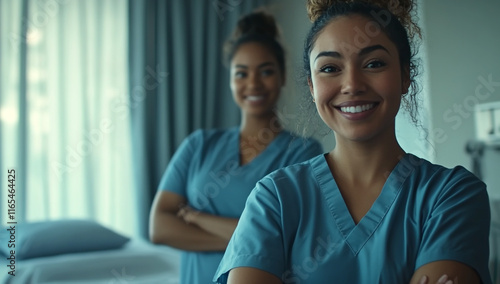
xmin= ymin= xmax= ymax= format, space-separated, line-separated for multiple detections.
xmin=148 ymin=10 xmax=323 ymax=284
xmin=214 ymin=1 xmax=492 ymax=284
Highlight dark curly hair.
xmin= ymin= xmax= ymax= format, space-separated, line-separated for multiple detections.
xmin=223 ymin=10 xmax=285 ymax=75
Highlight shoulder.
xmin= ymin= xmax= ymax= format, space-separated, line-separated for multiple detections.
xmin=248 ymin=155 xmax=326 ymax=222
xmin=402 ymin=154 xmax=488 ymax=209
xmin=258 ymin=155 xmax=323 ymax=190
xmin=186 ymin=127 xmax=236 ymax=144
xmin=281 ymin=130 xmax=322 ymax=146
xmin=405 ymin=154 xmax=485 ymax=190
xmin=278 ymin=130 xmax=324 ymax=156
xmin=188 ymin=127 xmax=235 ymax=139
xmin=248 ymin=158 xmax=316 ymax=204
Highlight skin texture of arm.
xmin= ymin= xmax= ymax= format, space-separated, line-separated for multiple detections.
xmin=410 ymin=260 xmax=480 ymax=284
xmin=228 ymin=267 xmax=282 ymax=284
xmin=177 ymin=205 xmax=238 ymax=240
xmin=149 ymin=190 xmax=229 ymax=251
xmin=225 ymin=262 xmax=478 ymax=284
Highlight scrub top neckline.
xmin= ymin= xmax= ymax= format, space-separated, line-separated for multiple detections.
xmin=313 ymin=153 xmax=415 ymax=255
xmin=233 ymin=127 xmax=288 ymax=168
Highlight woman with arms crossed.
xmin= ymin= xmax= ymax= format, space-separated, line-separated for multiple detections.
xmin=214 ymin=1 xmax=491 ymax=283
xmin=149 ymin=10 xmax=323 ymax=284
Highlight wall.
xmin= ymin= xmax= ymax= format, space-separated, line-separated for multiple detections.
xmin=422 ymin=0 xmax=500 ymax=197
xmin=268 ymin=0 xmax=336 ymax=150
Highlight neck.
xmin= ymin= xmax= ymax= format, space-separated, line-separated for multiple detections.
xmin=329 ymin=133 xmax=405 ymax=187
xmin=238 ymin=112 xmax=282 ymax=166
xmin=239 ymin=112 xmax=282 ymax=138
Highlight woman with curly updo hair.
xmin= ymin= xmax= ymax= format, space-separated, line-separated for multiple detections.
xmin=214 ymin=1 xmax=492 ymax=283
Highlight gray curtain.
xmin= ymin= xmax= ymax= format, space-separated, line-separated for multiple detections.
xmin=0 ymin=0 xmax=29 ymax=223
xmin=128 ymin=0 xmax=271 ymax=237
xmin=1 ymin=0 xmax=137 ymax=235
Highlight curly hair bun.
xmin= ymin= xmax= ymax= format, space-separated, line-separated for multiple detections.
xmin=232 ymin=10 xmax=280 ymax=40
xmin=306 ymin=0 xmax=421 ymax=38
xmin=306 ymin=0 xmax=337 ymax=23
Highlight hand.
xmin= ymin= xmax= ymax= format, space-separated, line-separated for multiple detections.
xmin=419 ymin=274 xmax=458 ymax=284
xmin=177 ymin=205 xmax=200 ymax=224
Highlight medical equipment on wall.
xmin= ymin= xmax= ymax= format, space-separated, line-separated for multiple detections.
xmin=466 ymin=101 xmax=500 ymax=180
xmin=475 ymin=101 xmax=500 ymax=146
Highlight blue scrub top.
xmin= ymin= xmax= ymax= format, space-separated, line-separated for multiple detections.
xmin=158 ymin=127 xmax=323 ymax=284
xmin=215 ymin=153 xmax=492 ymax=284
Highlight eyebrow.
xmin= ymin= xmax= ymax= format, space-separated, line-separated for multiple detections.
xmin=314 ymin=44 xmax=390 ymax=62
xmin=234 ymin=62 xmax=276 ymax=69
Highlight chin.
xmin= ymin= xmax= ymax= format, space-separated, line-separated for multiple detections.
xmin=246 ymin=109 xmax=275 ymax=118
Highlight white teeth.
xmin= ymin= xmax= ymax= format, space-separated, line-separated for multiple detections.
xmin=246 ymin=96 xmax=264 ymax=102
xmin=340 ymin=104 xmax=375 ymax=113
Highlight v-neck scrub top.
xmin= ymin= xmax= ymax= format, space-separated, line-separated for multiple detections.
xmin=158 ymin=127 xmax=323 ymax=284
xmin=214 ymin=153 xmax=492 ymax=284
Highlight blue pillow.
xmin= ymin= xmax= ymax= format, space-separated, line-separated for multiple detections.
xmin=0 ymin=219 xmax=130 ymax=260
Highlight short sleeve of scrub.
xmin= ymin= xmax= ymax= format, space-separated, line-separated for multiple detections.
xmin=414 ymin=166 xmax=491 ymax=283
xmin=157 ymin=129 xmax=202 ymax=198
xmin=215 ymin=178 xmax=287 ymax=283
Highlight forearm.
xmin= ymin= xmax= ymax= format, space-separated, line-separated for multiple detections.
xmin=410 ymin=261 xmax=480 ymax=284
xmin=228 ymin=267 xmax=282 ymax=284
xmin=189 ymin=212 xmax=239 ymax=241
xmin=150 ymin=211 xmax=228 ymax=251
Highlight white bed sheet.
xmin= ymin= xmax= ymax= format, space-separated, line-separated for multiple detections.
xmin=0 ymin=239 xmax=180 ymax=284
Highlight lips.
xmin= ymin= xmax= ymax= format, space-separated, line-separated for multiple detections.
xmin=339 ymin=103 xmax=376 ymax=114
xmin=334 ymin=101 xmax=379 ymax=120
xmin=245 ymin=95 xmax=265 ymax=102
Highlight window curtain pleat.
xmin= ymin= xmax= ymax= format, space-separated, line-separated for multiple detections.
xmin=0 ymin=0 xmax=29 ymax=224
xmin=1 ymin=0 xmax=135 ymax=236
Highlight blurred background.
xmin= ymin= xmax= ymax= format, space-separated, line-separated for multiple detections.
xmin=1 ymin=0 xmax=499 ymax=241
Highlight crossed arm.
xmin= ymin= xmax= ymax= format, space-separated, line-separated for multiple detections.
xmin=151 ymin=191 xmax=482 ymax=283
xmin=149 ymin=190 xmax=238 ymax=251
xmin=225 ymin=261 xmax=479 ymax=284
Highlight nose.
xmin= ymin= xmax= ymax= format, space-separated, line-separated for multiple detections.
xmin=341 ymin=67 xmax=365 ymax=95
xmin=248 ymin=72 xmax=263 ymax=90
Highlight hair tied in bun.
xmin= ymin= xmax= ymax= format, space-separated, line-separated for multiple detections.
xmin=235 ymin=10 xmax=279 ymax=40
xmin=306 ymin=0 xmax=337 ymax=23
xmin=306 ymin=0 xmax=421 ymax=39
xmin=223 ymin=9 xmax=286 ymax=73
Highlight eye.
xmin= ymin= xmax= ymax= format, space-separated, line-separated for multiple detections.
xmin=261 ymin=69 xmax=275 ymax=76
xmin=234 ymin=71 xmax=247 ymax=78
xmin=319 ymin=65 xmax=339 ymax=73
xmin=365 ymin=60 xmax=386 ymax=69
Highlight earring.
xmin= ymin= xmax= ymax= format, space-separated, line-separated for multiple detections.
xmin=312 ymin=98 xmax=316 ymax=103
